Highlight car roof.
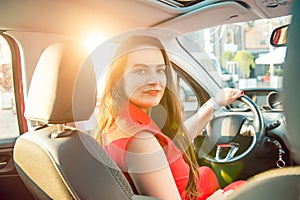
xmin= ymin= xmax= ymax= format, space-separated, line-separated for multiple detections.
xmin=0 ymin=0 xmax=292 ymax=38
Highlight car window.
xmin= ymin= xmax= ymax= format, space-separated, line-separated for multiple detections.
xmin=0 ymin=35 xmax=19 ymax=139
xmin=177 ymin=15 xmax=291 ymax=90
xmin=179 ymin=77 xmax=198 ymax=120
xmin=171 ymin=63 xmax=203 ymax=120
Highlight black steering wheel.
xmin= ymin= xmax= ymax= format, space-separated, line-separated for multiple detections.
xmin=195 ymin=95 xmax=264 ymax=163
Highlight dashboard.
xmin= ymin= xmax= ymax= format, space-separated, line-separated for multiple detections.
xmin=228 ymin=88 xmax=291 ymax=162
xmin=229 ymin=88 xmax=283 ymax=112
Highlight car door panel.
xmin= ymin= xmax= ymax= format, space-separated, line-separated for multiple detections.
xmin=0 ymin=138 xmax=33 ymax=200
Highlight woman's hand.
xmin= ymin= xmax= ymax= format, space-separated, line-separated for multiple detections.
xmin=207 ymin=189 xmax=234 ymax=200
xmin=184 ymin=88 xmax=244 ymax=139
xmin=215 ymin=88 xmax=244 ymax=107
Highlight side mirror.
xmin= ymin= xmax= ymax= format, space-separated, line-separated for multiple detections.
xmin=270 ymin=25 xmax=289 ymax=47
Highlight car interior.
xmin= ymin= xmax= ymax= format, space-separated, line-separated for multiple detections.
xmin=0 ymin=0 xmax=299 ymax=199
xmin=13 ymin=40 xmax=159 ymax=200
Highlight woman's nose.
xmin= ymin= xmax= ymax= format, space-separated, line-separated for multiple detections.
xmin=147 ymin=70 xmax=160 ymax=84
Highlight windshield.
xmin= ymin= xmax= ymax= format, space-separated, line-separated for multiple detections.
xmin=177 ymin=16 xmax=291 ymax=90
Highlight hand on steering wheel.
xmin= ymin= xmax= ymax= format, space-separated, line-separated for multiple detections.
xmin=195 ymin=94 xmax=264 ymax=163
xmin=215 ymin=88 xmax=244 ymax=107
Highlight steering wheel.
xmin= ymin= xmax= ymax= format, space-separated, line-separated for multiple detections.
xmin=195 ymin=95 xmax=264 ymax=163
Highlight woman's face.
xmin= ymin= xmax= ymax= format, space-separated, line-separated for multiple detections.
xmin=122 ymin=48 xmax=167 ymax=112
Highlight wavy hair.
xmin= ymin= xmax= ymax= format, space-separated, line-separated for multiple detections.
xmin=95 ymin=35 xmax=201 ymax=199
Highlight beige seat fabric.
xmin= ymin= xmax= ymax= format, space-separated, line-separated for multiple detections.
xmin=24 ymin=41 xmax=96 ymax=124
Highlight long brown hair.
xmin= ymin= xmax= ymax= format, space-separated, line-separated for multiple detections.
xmin=95 ymin=35 xmax=201 ymax=199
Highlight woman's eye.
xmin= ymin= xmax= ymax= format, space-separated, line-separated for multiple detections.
xmin=157 ymin=66 xmax=166 ymax=74
xmin=136 ymin=69 xmax=146 ymax=74
xmin=158 ymin=69 xmax=165 ymax=74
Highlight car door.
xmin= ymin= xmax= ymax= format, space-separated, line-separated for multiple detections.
xmin=0 ymin=33 xmax=33 ymax=199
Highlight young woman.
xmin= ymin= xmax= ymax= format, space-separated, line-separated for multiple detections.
xmin=95 ymin=35 xmax=245 ymax=200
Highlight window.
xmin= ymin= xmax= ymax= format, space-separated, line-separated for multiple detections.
xmin=179 ymin=77 xmax=198 ymax=120
xmin=172 ymin=65 xmax=200 ymax=120
xmin=0 ymin=35 xmax=19 ymax=139
xmin=177 ymin=15 xmax=292 ymax=90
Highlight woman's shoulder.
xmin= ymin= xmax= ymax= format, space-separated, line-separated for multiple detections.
xmin=126 ymin=131 xmax=164 ymax=154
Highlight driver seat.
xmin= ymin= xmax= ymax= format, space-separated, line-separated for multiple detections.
xmin=13 ymin=41 xmax=158 ymax=200
xmin=228 ymin=1 xmax=300 ymax=199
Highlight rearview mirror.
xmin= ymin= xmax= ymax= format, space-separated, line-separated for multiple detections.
xmin=270 ymin=25 xmax=289 ymax=47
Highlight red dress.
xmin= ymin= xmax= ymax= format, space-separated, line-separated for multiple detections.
xmin=103 ymin=103 xmax=245 ymax=199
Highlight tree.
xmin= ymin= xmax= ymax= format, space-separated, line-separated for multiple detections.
xmin=221 ymin=51 xmax=234 ymax=67
xmin=234 ymin=51 xmax=255 ymax=78
xmin=0 ymin=64 xmax=12 ymax=92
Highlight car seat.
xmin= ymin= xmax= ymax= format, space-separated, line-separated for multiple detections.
xmin=13 ymin=40 xmax=158 ymax=200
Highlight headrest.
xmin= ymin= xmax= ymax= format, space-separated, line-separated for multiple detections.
xmin=25 ymin=41 xmax=96 ymax=124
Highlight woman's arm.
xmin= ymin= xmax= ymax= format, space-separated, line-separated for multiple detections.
xmin=184 ymin=98 xmax=215 ymax=139
xmin=125 ymin=131 xmax=181 ymax=200
xmin=184 ymin=88 xmax=244 ymax=139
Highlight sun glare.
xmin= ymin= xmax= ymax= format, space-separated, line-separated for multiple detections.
xmin=83 ymin=33 xmax=106 ymax=53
